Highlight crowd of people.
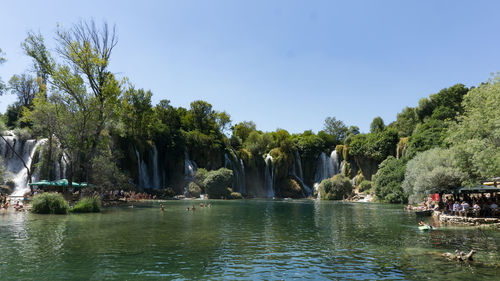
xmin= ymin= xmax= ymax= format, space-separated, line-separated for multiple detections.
xmin=409 ymin=193 xmax=500 ymax=218
xmin=0 ymin=193 xmax=26 ymax=212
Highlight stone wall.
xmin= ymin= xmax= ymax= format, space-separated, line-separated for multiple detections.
xmin=438 ymin=214 xmax=500 ymax=228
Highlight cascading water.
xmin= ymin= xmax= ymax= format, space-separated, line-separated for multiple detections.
xmin=264 ymin=153 xmax=275 ymax=198
xmin=152 ymin=146 xmax=160 ymax=189
xmin=184 ymin=152 xmax=197 ymax=196
xmin=0 ymin=136 xmax=47 ymax=196
xmin=313 ymin=152 xmax=334 ymax=185
xmin=61 ymin=153 xmax=68 ymax=179
xmin=330 ymin=150 xmax=340 ymax=175
xmin=313 ymin=150 xmax=341 ymax=197
xmin=294 ymin=150 xmax=304 ymax=180
xmin=134 ymin=145 xmax=162 ymax=189
xmin=135 ymin=147 xmax=151 ymax=188
xmin=224 ymin=151 xmax=246 ymax=195
xmin=292 ymin=150 xmax=312 ymax=196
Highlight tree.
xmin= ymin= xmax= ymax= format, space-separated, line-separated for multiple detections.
xmin=8 ymin=73 xmax=39 ymax=107
xmin=23 ymin=20 xmax=122 ymax=183
xmin=393 ymin=107 xmax=418 ymax=137
xmin=203 ymin=168 xmax=233 ymax=199
xmin=0 ymin=48 xmax=6 ymax=95
xmin=323 ymin=117 xmax=348 ymax=143
xmin=370 ymin=116 xmax=385 ymax=133
xmin=348 ymin=126 xmax=360 ymax=136
xmin=446 ymin=77 xmax=500 ymax=181
xmin=216 ymin=111 xmax=231 ymax=135
xmin=373 ymin=156 xmax=407 ymax=203
xmin=232 ymin=121 xmax=256 ymax=143
xmin=120 ymin=87 xmax=153 ymax=138
xmin=403 ymin=148 xmax=465 ymax=204
xmin=318 ymin=174 xmax=352 ymax=200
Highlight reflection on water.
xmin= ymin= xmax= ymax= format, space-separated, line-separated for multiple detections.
xmin=0 ymin=200 xmax=499 ymax=280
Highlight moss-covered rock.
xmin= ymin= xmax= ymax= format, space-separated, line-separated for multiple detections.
xmin=230 ymin=192 xmax=243 ymax=199
xmin=280 ymin=178 xmax=303 ymax=198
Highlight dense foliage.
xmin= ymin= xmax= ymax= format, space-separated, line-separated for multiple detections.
xmin=403 ymin=148 xmax=465 ymax=204
xmin=203 ymin=168 xmax=233 ymax=199
xmin=1 ymin=21 xmax=498 ymax=204
xmin=318 ymin=174 xmax=352 ymax=200
xmin=70 ymin=196 xmax=102 ymax=213
xmin=373 ymin=156 xmax=407 ymax=203
xmin=31 ymin=192 xmax=69 ymax=214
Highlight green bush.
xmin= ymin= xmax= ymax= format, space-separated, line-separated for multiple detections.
xmin=204 ymin=168 xmax=233 ymax=199
xmin=188 ymin=182 xmax=202 ymax=198
xmin=318 ymin=174 xmax=352 ymax=200
xmin=70 ymin=196 xmax=102 ymax=213
xmin=31 ymin=193 xmax=69 ymax=214
xmin=280 ymin=178 xmax=303 ymax=198
xmin=373 ymin=156 xmax=407 ymax=203
xmin=354 ymin=174 xmax=365 ymax=187
xmin=230 ymin=192 xmax=243 ymax=199
xmin=359 ymin=180 xmax=372 ymax=193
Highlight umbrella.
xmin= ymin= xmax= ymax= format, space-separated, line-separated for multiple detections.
xmin=28 ymin=180 xmax=52 ymax=186
xmin=457 ymin=185 xmax=500 ymax=193
xmin=29 ymin=179 xmax=88 ymax=188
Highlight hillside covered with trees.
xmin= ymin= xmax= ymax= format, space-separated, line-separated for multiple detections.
xmin=1 ymin=21 xmax=499 ymax=202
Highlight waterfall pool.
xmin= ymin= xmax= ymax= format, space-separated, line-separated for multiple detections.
xmin=1 ymin=200 xmax=499 ymax=280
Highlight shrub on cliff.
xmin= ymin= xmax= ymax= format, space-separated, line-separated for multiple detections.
xmin=280 ymin=178 xmax=303 ymax=198
xmin=203 ymin=168 xmax=233 ymax=199
xmin=230 ymin=192 xmax=243 ymax=199
xmin=31 ymin=193 xmax=69 ymax=214
xmin=188 ymin=182 xmax=202 ymax=198
xmin=359 ymin=180 xmax=372 ymax=193
xmin=70 ymin=196 xmax=101 ymax=213
xmin=319 ymin=174 xmax=352 ymax=200
xmin=373 ymin=156 xmax=408 ymax=203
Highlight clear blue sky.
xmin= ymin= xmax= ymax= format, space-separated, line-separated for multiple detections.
xmin=1 ymin=0 xmax=499 ymax=133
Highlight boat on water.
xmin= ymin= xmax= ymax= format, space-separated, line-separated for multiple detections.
xmin=415 ymin=209 xmax=433 ymax=217
xmin=418 ymin=225 xmax=433 ymax=231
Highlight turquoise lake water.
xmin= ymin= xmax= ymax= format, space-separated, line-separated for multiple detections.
xmin=1 ymin=200 xmax=499 ymax=280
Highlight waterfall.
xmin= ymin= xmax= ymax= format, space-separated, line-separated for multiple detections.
xmin=264 ymin=153 xmax=275 ymax=198
xmin=340 ymin=160 xmax=346 ymax=176
xmin=224 ymin=151 xmax=246 ymax=195
xmin=134 ymin=145 xmax=162 ymax=189
xmin=135 ymin=147 xmax=151 ymax=188
xmin=292 ymin=150 xmax=312 ymax=196
xmin=54 ymin=157 xmax=61 ymax=180
xmin=152 ymin=145 xmax=160 ymax=189
xmin=184 ymin=152 xmax=197 ymax=196
xmin=330 ymin=150 xmax=340 ymax=175
xmin=239 ymin=158 xmax=246 ymax=195
xmin=61 ymin=153 xmax=68 ymax=179
xmin=313 ymin=150 xmax=342 ymax=196
xmin=313 ymin=152 xmax=334 ymax=185
xmin=0 ymin=136 xmax=47 ymax=196
xmin=294 ymin=150 xmax=304 ymax=180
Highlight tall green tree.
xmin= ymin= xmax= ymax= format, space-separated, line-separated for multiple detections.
xmin=370 ymin=116 xmax=385 ymax=133
xmin=120 ymin=87 xmax=153 ymax=138
xmin=23 ymin=20 xmax=122 ymax=183
xmin=323 ymin=116 xmax=348 ymax=143
xmin=447 ymin=77 xmax=500 ymax=181
xmin=0 ymin=48 xmax=6 ymax=95
xmin=403 ymin=148 xmax=465 ymax=204
xmin=8 ymin=73 xmax=39 ymax=108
